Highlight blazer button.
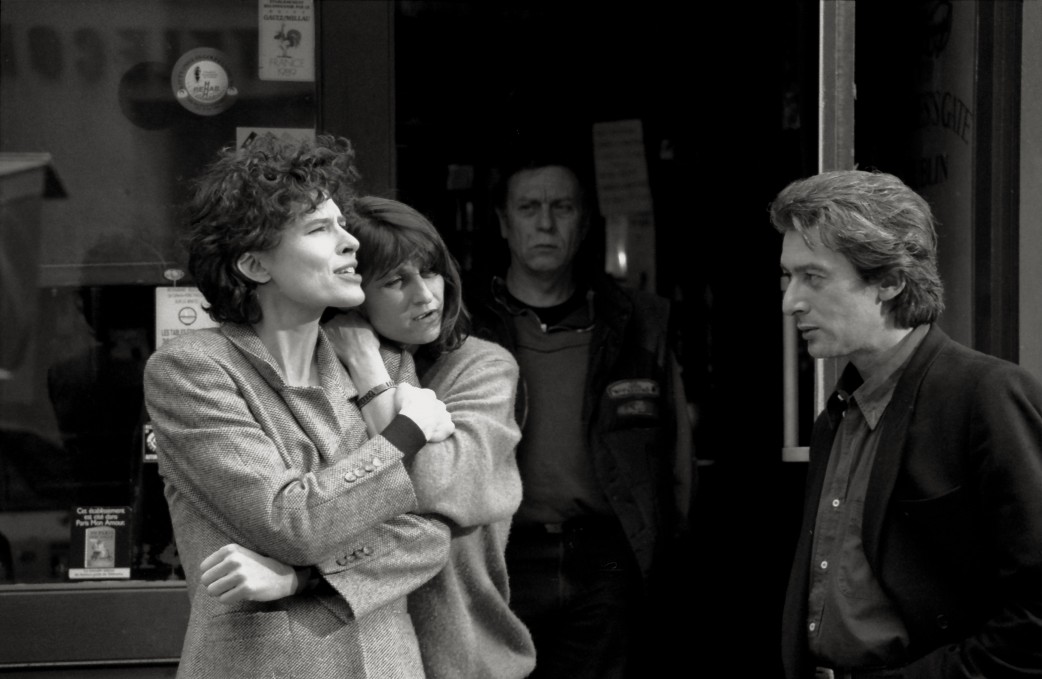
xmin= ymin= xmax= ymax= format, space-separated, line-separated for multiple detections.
xmin=335 ymin=555 xmax=348 ymax=566
xmin=345 ymin=472 xmax=358 ymax=482
xmin=372 ymin=457 xmax=383 ymax=467
xmin=354 ymin=468 xmax=365 ymax=477
xmin=362 ymin=546 xmax=373 ymax=556
xmin=936 ymin=614 xmax=949 ymax=630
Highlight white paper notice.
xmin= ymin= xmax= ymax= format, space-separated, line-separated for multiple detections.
xmin=154 ymin=287 xmax=219 ymax=349
xmin=258 ymin=0 xmax=315 ymax=82
xmin=237 ymin=127 xmax=315 ymax=152
xmin=592 ymin=120 xmax=654 ymax=217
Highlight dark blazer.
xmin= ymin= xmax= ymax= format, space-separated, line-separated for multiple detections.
xmin=782 ymin=325 xmax=1042 ymax=679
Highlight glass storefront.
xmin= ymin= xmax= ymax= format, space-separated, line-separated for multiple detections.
xmin=1 ymin=0 xmax=318 ymax=588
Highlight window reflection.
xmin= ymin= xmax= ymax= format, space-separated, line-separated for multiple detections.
xmin=0 ymin=0 xmax=317 ymax=586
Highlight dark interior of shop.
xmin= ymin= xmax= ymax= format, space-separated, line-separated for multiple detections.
xmin=389 ymin=2 xmax=819 ymax=675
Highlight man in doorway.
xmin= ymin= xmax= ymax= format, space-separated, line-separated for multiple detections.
xmin=775 ymin=169 xmax=1042 ymax=678
xmin=468 ymin=133 xmax=695 ymax=679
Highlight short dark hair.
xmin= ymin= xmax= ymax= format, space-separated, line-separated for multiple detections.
xmin=490 ymin=124 xmax=595 ymax=213
xmin=185 ymin=134 xmax=360 ymax=324
xmin=769 ymin=169 xmax=945 ymax=327
xmin=343 ymin=196 xmax=470 ymax=357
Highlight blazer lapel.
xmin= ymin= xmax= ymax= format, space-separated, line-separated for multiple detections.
xmin=862 ymin=325 xmax=949 ymax=570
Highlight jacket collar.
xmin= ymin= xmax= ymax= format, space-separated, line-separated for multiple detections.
xmin=219 ymin=322 xmax=359 ymax=399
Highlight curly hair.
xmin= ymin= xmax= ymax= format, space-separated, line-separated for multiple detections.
xmin=185 ymin=133 xmax=361 ymax=324
xmin=769 ymin=169 xmax=945 ymax=328
xmin=342 ymin=196 xmax=470 ymax=358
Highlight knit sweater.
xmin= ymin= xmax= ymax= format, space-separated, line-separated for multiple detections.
xmin=407 ymin=336 xmax=537 ymax=679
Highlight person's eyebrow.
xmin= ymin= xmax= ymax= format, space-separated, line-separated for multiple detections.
xmin=781 ymin=263 xmax=826 ymax=275
xmin=300 ymin=214 xmax=336 ymax=229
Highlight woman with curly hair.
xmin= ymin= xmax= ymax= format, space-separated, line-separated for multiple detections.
xmin=144 ymin=134 xmax=455 ymax=679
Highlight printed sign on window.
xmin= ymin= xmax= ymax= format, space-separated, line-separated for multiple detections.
xmin=259 ymin=0 xmax=315 ymax=82
xmin=69 ymin=506 xmax=131 ymax=579
xmin=155 ymin=286 xmax=219 ymax=349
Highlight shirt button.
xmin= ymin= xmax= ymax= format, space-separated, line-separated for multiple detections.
xmin=832 ymin=498 xmax=841 ymax=508
xmin=808 ymin=622 xmax=816 ymax=632
xmin=820 ymin=560 xmax=828 ymax=570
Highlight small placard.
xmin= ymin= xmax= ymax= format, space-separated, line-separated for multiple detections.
xmin=171 ymin=47 xmax=239 ymax=116
xmin=143 ymin=422 xmax=158 ymax=463
xmin=69 ymin=506 xmax=132 ymax=580
xmin=259 ymin=0 xmax=315 ymax=82
xmin=155 ymin=286 xmax=219 ymax=349
xmin=236 ymin=127 xmax=315 ymax=153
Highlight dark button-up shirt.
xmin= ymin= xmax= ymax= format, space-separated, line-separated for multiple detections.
xmin=808 ymin=324 xmax=929 ymax=669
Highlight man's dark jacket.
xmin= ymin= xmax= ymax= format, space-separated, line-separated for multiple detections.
xmin=467 ymin=274 xmax=694 ymax=583
xmin=782 ymin=325 xmax=1042 ymax=678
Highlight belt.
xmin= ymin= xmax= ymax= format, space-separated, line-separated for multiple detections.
xmin=815 ymin=667 xmax=902 ymax=679
xmin=816 ymin=669 xmax=853 ymax=679
xmin=512 ymin=516 xmax=622 ymax=539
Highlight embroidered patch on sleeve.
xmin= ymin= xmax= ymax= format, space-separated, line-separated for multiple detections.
xmin=607 ymin=379 xmax=661 ymax=419
xmin=606 ymin=379 xmax=660 ymax=399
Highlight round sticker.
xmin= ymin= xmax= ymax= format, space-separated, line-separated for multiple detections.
xmin=171 ymin=48 xmax=238 ymax=116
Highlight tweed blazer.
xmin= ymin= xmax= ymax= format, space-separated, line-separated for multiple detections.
xmin=782 ymin=325 xmax=1042 ymax=678
xmin=406 ymin=336 xmax=537 ymax=679
xmin=144 ymin=323 xmax=450 ymax=679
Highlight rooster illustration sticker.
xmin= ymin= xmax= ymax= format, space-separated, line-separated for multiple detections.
xmin=171 ymin=47 xmax=238 ymax=116
xmin=259 ymin=0 xmax=315 ymax=82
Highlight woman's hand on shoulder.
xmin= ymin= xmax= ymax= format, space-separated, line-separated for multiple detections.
xmin=199 ymin=543 xmax=305 ymax=604
xmin=395 ymin=382 xmax=455 ymax=443
xmin=324 ymin=310 xmax=382 ymax=365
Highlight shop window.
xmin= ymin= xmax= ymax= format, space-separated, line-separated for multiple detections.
xmin=0 ymin=0 xmax=317 ymax=588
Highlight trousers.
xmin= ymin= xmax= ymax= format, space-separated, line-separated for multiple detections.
xmin=506 ymin=516 xmax=643 ymax=679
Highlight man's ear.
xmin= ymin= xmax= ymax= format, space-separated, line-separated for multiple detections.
xmin=236 ymin=252 xmax=271 ymax=284
xmin=877 ymin=272 xmax=906 ymax=303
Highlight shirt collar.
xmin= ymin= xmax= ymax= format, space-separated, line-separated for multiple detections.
xmin=220 ymin=322 xmax=354 ymax=396
xmin=851 ymin=324 xmax=930 ymax=429
xmin=490 ymin=276 xmax=596 ymax=331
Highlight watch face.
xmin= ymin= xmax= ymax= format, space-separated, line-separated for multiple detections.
xmin=171 ymin=47 xmax=238 ymax=116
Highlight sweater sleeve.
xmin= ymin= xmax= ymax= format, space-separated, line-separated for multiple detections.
xmin=408 ymin=340 xmax=524 ymax=528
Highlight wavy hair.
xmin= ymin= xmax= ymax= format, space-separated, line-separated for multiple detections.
xmin=185 ymin=133 xmax=361 ymax=324
xmin=769 ymin=169 xmax=945 ymax=327
xmin=342 ymin=196 xmax=470 ymax=358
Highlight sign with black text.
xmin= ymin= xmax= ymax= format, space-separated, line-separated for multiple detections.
xmin=69 ymin=506 xmax=132 ymax=579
